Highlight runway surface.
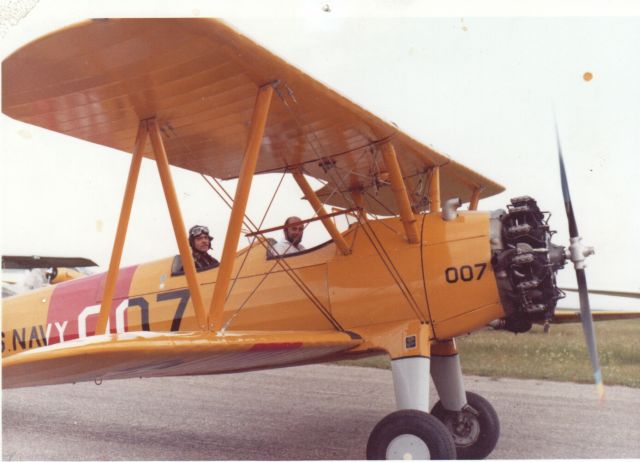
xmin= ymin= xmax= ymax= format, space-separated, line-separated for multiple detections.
xmin=3 ymin=363 xmax=639 ymax=460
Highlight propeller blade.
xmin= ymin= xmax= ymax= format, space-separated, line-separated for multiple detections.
xmin=576 ymin=268 xmax=605 ymax=401
xmin=556 ymin=124 xmax=604 ymax=402
xmin=556 ymin=125 xmax=579 ymax=238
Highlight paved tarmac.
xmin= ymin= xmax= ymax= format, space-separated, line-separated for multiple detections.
xmin=3 ymin=363 xmax=639 ymax=460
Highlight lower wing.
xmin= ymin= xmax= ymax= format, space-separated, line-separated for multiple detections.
xmin=552 ymin=309 xmax=640 ymax=324
xmin=2 ymin=330 xmax=362 ymax=389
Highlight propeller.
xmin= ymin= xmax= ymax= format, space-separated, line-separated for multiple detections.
xmin=556 ymin=124 xmax=603 ymax=402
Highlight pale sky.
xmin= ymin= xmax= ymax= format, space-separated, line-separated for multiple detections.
xmin=1 ymin=1 xmax=639 ymax=309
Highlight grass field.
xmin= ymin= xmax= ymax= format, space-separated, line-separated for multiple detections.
xmin=337 ymin=319 xmax=640 ymax=388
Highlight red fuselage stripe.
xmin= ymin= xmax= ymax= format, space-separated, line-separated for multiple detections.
xmin=47 ymin=266 xmax=138 ymax=343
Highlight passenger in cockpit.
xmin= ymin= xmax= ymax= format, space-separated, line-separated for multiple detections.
xmin=271 ymin=216 xmax=306 ymax=256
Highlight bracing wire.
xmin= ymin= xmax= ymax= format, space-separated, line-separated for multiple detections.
xmin=274 ymin=84 xmax=359 ymax=212
xmin=357 ymin=215 xmax=426 ymax=322
xmin=216 ymin=169 xmax=286 ymax=304
xmin=200 ymin=174 xmax=343 ymax=331
xmin=164 ymin=122 xmax=341 ymax=331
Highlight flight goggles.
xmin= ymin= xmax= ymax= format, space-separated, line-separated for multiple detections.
xmin=189 ymin=225 xmax=211 ymax=238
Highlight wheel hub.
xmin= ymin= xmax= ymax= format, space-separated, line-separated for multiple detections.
xmin=446 ymin=412 xmax=480 ymax=447
xmin=386 ymin=434 xmax=430 ymax=460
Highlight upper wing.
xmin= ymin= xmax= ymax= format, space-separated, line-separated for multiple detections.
xmin=2 ymin=330 xmax=362 ymax=389
xmin=2 ymin=19 xmax=503 ymax=216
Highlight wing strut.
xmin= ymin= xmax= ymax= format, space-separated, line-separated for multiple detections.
xmin=96 ymin=119 xmax=210 ymax=333
xmin=428 ymin=166 xmax=441 ymax=213
xmin=380 ymin=142 xmax=419 ymax=243
xmin=149 ymin=119 xmax=208 ymax=330
xmin=209 ymin=84 xmax=275 ymax=331
xmin=292 ymin=169 xmax=351 ymax=255
xmin=469 ymin=187 xmax=482 ymax=211
xmin=96 ymin=121 xmax=147 ymax=335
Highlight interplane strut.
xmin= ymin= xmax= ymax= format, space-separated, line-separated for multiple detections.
xmin=149 ymin=119 xmax=208 ymax=330
xmin=209 ymin=84 xmax=275 ymax=331
xmin=96 ymin=121 xmax=148 ymax=335
xmin=99 ymin=84 xmax=277 ymax=335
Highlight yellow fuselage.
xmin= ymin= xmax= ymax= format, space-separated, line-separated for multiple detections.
xmin=2 ymin=212 xmax=504 ymax=360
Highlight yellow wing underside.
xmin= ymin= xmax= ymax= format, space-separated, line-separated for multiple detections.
xmin=2 ymin=18 xmax=504 ymax=216
xmin=552 ymin=310 xmax=640 ymax=324
xmin=2 ymin=330 xmax=361 ymax=389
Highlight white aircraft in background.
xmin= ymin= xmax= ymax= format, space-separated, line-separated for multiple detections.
xmin=2 ymin=256 xmax=99 ymax=297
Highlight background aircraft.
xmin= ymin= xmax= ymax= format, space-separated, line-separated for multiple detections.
xmin=2 ymin=256 xmax=98 ymax=297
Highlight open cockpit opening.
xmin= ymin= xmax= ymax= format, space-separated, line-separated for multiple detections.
xmin=170 ymin=255 xmax=220 ymax=277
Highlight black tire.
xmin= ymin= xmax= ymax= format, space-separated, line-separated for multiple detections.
xmin=366 ymin=409 xmax=456 ymax=460
xmin=431 ymin=391 xmax=499 ymax=459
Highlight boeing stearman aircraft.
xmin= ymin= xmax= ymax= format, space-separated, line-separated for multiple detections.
xmin=1 ymin=18 xmax=625 ymax=459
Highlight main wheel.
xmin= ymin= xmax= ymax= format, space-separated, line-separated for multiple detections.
xmin=366 ymin=409 xmax=456 ymax=460
xmin=431 ymin=391 xmax=499 ymax=459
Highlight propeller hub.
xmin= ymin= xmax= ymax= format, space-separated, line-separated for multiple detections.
xmin=566 ymin=236 xmax=595 ymax=270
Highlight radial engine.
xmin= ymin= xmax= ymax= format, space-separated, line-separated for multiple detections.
xmin=490 ymin=196 xmax=567 ymax=332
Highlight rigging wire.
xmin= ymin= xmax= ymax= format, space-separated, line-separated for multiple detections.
xmin=274 ymin=84 xmax=359 ymax=212
xmin=200 ymin=175 xmax=343 ymax=331
xmin=220 ymin=257 xmax=282 ymax=332
xmin=367 ymin=210 xmax=403 ymax=236
xmin=410 ymin=169 xmax=430 ymax=211
xmin=206 ymin=169 xmax=286 ymax=305
xmin=309 ymin=146 xmax=374 ymax=208
xmin=357 ymin=215 xmax=426 ymax=322
xmin=165 ymin=123 xmax=341 ymax=331
xmin=363 ymin=190 xmax=402 ymax=222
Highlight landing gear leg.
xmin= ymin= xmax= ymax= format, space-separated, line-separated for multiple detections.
xmin=430 ymin=340 xmax=500 ymax=459
xmin=366 ymin=331 xmax=456 ymax=460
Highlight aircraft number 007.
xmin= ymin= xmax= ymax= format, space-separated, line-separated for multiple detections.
xmin=444 ymin=263 xmax=487 ymax=283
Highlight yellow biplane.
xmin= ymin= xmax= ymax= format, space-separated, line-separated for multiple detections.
xmin=0 ymin=18 xmax=619 ymax=459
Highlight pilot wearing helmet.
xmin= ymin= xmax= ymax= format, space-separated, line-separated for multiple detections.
xmin=188 ymin=225 xmax=219 ymax=271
